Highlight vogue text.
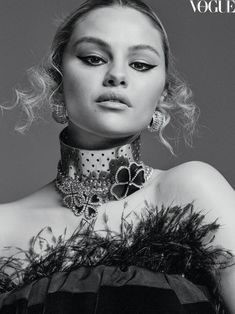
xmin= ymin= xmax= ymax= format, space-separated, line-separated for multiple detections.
xmin=190 ymin=0 xmax=235 ymax=13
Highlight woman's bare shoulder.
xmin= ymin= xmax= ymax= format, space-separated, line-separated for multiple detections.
xmin=154 ymin=160 xmax=230 ymax=206
xmin=0 ymin=181 xmax=61 ymax=253
xmin=165 ymin=160 xmax=234 ymax=193
xmin=0 ymin=181 xmax=59 ymax=210
xmin=159 ymin=160 xmax=224 ymax=185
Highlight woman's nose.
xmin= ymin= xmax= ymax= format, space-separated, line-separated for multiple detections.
xmin=103 ymin=63 xmax=128 ymax=87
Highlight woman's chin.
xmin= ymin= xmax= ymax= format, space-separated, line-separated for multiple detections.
xmin=92 ymin=128 xmax=137 ymax=139
xmin=68 ymin=120 xmax=143 ymax=139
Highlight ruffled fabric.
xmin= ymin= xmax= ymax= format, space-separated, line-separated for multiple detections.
xmin=0 ymin=265 xmax=215 ymax=313
xmin=0 ymin=202 xmax=233 ymax=313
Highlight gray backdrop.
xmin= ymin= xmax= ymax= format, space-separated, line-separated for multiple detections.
xmin=0 ymin=0 xmax=234 ymax=203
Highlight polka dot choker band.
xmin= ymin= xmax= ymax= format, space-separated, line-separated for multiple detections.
xmin=55 ymin=127 xmax=153 ymax=220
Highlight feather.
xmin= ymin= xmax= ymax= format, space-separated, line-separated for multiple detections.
xmin=0 ymin=202 xmax=233 ymax=313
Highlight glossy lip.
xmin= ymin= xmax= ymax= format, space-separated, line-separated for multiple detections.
xmin=96 ymin=92 xmax=132 ymax=108
xmin=96 ymin=100 xmax=128 ymax=110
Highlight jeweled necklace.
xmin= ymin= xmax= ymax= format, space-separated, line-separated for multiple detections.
xmin=55 ymin=128 xmax=153 ymax=220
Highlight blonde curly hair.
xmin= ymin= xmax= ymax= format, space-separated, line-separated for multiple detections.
xmin=8 ymin=0 xmax=200 ymax=155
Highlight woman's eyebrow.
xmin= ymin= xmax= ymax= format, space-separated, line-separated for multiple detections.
xmin=129 ymin=45 xmax=161 ymax=58
xmin=73 ymin=36 xmax=110 ymax=50
xmin=73 ymin=36 xmax=161 ymax=57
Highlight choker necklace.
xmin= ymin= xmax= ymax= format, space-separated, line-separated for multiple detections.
xmin=55 ymin=128 xmax=153 ymax=220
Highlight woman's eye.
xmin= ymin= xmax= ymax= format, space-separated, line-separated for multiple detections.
xmin=130 ymin=62 xmax=156 ymax=72
xmin=78 ymin=55 xmax=106 ymax=66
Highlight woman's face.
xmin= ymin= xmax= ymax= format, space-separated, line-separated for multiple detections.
xmin=62 ymin=6 xmax=166 ymax=140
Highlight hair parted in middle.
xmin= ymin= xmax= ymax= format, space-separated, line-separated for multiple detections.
xmin=13 ymin=0 xmax=200 ymax=155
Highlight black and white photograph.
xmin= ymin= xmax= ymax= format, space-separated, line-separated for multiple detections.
xmin=0 ymin=0 xmax=235 ymax=313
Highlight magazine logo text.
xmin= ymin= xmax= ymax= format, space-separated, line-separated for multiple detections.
xmin=190 ymin=0 xmax=235 ymax=13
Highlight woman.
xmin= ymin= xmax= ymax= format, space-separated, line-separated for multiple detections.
xmin=0 ymin=0 xmax=235 ymax=313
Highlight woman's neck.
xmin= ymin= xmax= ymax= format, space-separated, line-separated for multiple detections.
xmin=59 ymin=126 xmax=142 ymax=178
xmin=55 ymin=127 xmax=153 ymax=219
xmin=66 ymin=122 xmax=139 ymax=150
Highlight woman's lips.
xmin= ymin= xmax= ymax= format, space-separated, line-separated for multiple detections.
xmin=96 ymin=93 xmax=132 ymax=107
xmin=96 ymin=100 xmax=128 ymax=110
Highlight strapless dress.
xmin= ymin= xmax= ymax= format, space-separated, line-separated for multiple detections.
xmin=0 ymin=203 xmax=231 ymax=313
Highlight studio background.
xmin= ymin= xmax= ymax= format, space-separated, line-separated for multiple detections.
xmin=0 ymin=0 xmax=234 ymax=203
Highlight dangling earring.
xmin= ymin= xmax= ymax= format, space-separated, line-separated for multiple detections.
xmin=147 ymin=110 xmax=165 ymax=133
xmin=148 ymin=92 xmax=167 ymax=132
xmin=52 ymin=103 xmax=68 ymax=124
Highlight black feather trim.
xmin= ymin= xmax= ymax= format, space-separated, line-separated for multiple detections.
xmin=0 ymin=202 xmax=234 ymax=313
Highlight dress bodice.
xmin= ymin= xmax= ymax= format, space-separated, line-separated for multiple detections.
xmin=0 ymin=202 xmax=231 ymax=314
xmin=0 ymin=265 xmax=216 ymax=314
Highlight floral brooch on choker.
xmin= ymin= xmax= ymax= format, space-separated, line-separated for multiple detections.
xmin=111 ymin=162 xmax=145 ymax=199
xmin=55 ymin=156 xmax=152 ymax=220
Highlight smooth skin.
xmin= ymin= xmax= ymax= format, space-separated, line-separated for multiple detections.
xmin=62 ymin=6 xmax=166 ymax=149
xmin=0 ymin=6 xmax=235 ymax=313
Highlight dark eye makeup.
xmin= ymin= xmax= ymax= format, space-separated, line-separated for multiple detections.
xmin=77 ymin=55 xmax=157 ymax=72
xmin=78 ymin=55 xmax=106 ymax=66
xmin=130 ymin=62 xmax=157 ymax=71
